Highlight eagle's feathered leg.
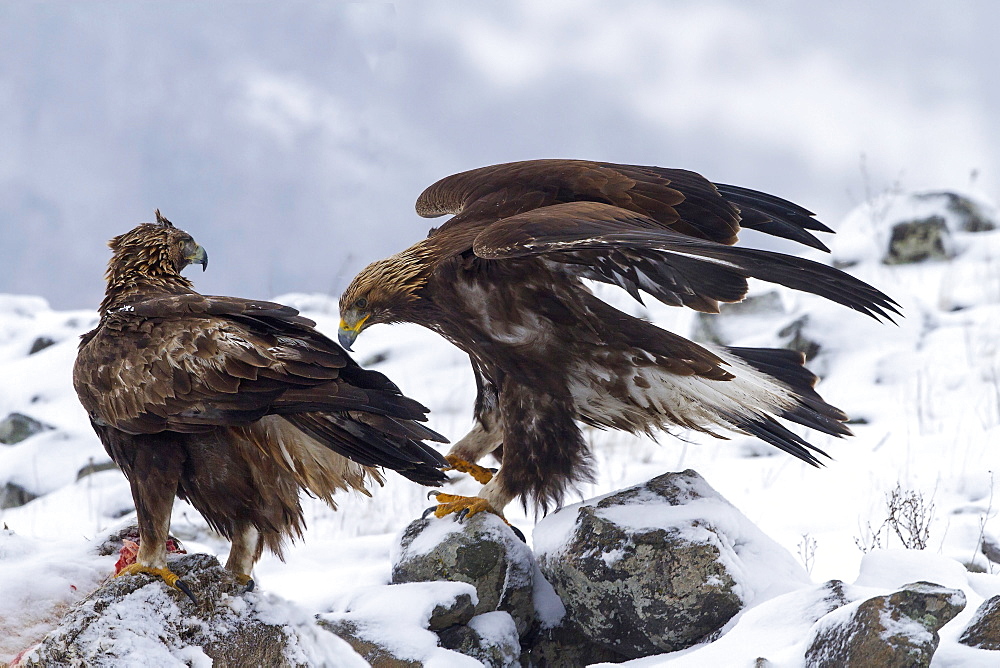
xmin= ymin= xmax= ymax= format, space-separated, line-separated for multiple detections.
xmin=427 ymin=377 xmax=591 ymax=539
xmin=444 ymin=373 xmax=504 ymax=485
xmin=115 ymin=440 xmax=196 ymax=603
xmin=224 ymin=523 xmax=262 ymax=592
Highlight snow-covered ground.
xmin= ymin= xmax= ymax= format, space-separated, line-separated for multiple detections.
xmin=2 ymin=190 xmax=1000 ymax=665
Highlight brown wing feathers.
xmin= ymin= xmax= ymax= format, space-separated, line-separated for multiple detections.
xmin=470 ymin=197 xmax=898 ymax=320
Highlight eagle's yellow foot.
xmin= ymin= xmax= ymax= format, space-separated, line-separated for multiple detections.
xmin=429 ymin=492 xmax=499 ymax=520
xmin=423 ymin=492 xmax=527 ymax=542
xmin=444 ymin=456 xmax=496 ymax=484
xmin=234 ymin=573 xmax=255 ymax=593
xmin=116 ymin=563 xmax=197 ymax=603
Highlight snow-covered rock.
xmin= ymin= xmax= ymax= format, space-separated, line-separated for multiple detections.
xmin=318 ymin=581 xmax=485 ymax=666
xmin=14 ymin=552 xmax=366 ymax=668
xmin=392 ymin=512 xmax=536 ymax=637
xmin=534 ymin=470 xmax=810 ymax=659
xmin=804 ymin=581 xmax=966 ymax=668
xmin=4 ymin=186 xmax=1000 ymax=665
xmin=960 ymin=595 xmax=1000 ymax=650
xmin=0 ymin=412 xmax=52 ymax=445
xmin=437 ymin=611 xmax=521 ymax=668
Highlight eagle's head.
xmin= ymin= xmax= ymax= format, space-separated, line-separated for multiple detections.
xmin=101 ymin=211 xmax=209 ymax=312
xmin=338 ymin=245 xmax=433 ymax=351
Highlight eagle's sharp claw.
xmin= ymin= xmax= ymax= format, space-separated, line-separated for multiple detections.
xmin=116 ymin=563 xmax=197 ymax=603
xmin=234 ymin=573 xmax=255 ymax=594
xmin=422 ymin=505 xmax=438 ymax=519
xmin=456 ymin=508 xmax=470 ymax=522
xmin=510 ymin=525 xmax=527 ymax=542
xmin=175 ymin=578 xmax=197 ymax=604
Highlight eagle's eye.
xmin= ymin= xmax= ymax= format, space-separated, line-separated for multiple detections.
xmin=354 ymin=298 xmax=368 ymax=309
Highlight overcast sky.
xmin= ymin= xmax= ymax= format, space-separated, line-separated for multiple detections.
xmin=3 ymin=1 xmax=997 ymax=308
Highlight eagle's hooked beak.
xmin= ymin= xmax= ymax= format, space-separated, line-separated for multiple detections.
xmin=338 ymin=312 xmax=370 ymax=351
xmin=184 ymin=243 xmax=209 ymax=272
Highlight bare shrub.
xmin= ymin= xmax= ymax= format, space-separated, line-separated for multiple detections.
xmin=855 ymin=484 xmax=935 ymax=552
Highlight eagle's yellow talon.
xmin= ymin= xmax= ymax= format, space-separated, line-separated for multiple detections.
xmin=115 ymin=563 xmax=196 ymax=602
xmin=444 ymin=455 xmax=496 ymax=484
xmin=234 ymin=573 xmax=255 ymax=592
xmin=431 ymin=493 xmax=500 ymax=520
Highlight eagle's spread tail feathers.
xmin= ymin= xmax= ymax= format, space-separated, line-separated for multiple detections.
xmin=719 ymin=346 xmax=850 ymax=467
xmin=574 ymin=342 xmax=847 ymax=469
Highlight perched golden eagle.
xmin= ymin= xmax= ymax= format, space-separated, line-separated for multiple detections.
xmin=74 ymin=212 xmax=448 ymax=598
xmin=339 ymin=160 xmax=898 ymax=521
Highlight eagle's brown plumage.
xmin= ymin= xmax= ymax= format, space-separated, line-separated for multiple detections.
xmin=74 ymin=212 xmax=448 ymax=594
xmin=339 ymin=160 xmax=899 ymax=517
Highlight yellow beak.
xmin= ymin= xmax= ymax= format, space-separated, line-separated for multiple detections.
xmin=338 ymin=314 xmax=370 ymax=351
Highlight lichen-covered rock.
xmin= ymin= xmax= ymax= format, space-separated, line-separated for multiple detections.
xmin=521 ymin=617 xmax=627 ymax=666
xmin=437 ymin=612 xmax=521 ymax=668
xmin=392 ymin=513 xmax=536 ymax=636
xmin=534 ymin=470 xmax=809 ymax=660
xmin=804 ymin=581 xmax=966 ymax=668
xmin=0 ymin=412 xmax=52 ymax=445
xmin=959 ymin=595 xmax=1000 ymax=650
xmin=883 ymin=216 xmax=953 ymax=264
xmin=16 ymin=553 xmax=365 ymax=667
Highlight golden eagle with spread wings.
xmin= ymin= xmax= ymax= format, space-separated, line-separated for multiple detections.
xmin=339 ymin=159 xmax=898 ymax=522
xmin=74 ymin=212 xmax=448 ymax=598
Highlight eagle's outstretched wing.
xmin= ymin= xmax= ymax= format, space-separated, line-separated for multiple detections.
xmin=417 ymin=159 xmax=833 ymax=251
xmin=471 ymin=202 xmax=899 ymax=320
xmin=76 ymin=293 xmax=447 ymax=484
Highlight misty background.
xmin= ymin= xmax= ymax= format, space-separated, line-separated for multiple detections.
xmin=3 ymin=1 xmax=997 ymax=309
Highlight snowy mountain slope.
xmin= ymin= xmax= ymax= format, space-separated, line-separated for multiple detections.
xmin=2 ymin=190 xmax=1000 ymax=665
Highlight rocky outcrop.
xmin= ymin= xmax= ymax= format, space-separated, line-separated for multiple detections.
xmin=0 ymin=412 xmax=52 ymax=445
xmin=534 ymin=469 xmax=808 ymax=660
xmin=884 ymin=216 xmax=954 ymax=265
xmin=913 ymin=191 xmax=996 ymax=233
xmin=319 ymin=582 xmax=476 ymax=665
xmin=392 ymin=512 xmax=536 ymax=637
xmin=318 ymin=580 xmax=520 ymax=666
xmin=0 ymin=482 xmax=39 ymax=509
xmin=14 ymin=553 xmax=366 ymax=667
xmin=437 ymin=612 xmax=521 ymax=667
xmin=804 ymin=581 xmax=966 ymax=667
xmin=959 ymin=595 xmax=1000 ymax=650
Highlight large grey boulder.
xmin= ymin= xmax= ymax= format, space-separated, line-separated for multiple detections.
xmin=534 ymin=469 xmax=809 ymax=660
xmin=15 ymin=553 xmax=365 ymax=668
xmin=804 ymin=581 xmax=966 ymax=667
xmin=959 ymin=595 xmax=1000 ymax=650
xmin=392 ymin=512 xmax=536 ymax=637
